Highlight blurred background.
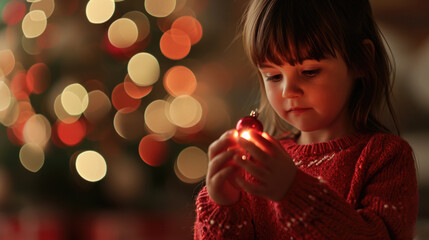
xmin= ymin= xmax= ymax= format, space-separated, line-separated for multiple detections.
xmin=0 ymin=0 xmax=428 ymax=239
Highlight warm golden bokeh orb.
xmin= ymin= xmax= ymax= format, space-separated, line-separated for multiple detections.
xmin=22 ymin=10 xmax=47 ymax=38
xmin=75 ymin=151 xmax=107 ymax=182
xmin=127 ymin=52 xmax=160 ymax=86
xmin=86 ymin=0 xmax=115 ymax=24
xmin=108 ymin=18 xmax=138 ymax=48
xmin=144 ymin=0 xmax=176 ymax=18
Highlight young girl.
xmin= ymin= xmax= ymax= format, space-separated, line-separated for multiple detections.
xmin=194 ymin=0 xmax=418 ymax=239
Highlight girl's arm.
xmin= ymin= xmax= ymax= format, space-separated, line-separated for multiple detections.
xmin=194 ymin=130 xmax=255 ymax=239
xmin=272 ymin=136 xmax=418 ymax=239
xmin=194 ymin=186 xmax=254 ymax=239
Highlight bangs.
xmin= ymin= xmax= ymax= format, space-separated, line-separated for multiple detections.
xmin=243 ymin=0 xmax=346 ymax=67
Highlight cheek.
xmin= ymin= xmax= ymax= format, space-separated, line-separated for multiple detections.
xmin=265 ymin=88 xmax=282 ymax=108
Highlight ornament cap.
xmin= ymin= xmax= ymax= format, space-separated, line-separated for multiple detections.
xmin=250 ymin=109 xmax=259 ymax=118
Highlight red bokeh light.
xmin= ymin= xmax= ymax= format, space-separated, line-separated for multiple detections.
xmin=138 ymin=135 xmax=168 ymax=167
xmin=111 ymin=83 xmax=141 ymax=113
xmin=1 ymin=1 xmax=26 ymax=25
xmin=26 ymin=63 xmax=50 ymax=94
xmin=57 ymin=119 xmax=86 ymax=146
xmin=10 ymin=71 xmax=30 ymax=100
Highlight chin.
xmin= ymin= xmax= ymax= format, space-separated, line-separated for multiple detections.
xmin=292 ymin=123 xmax=321 ymax=132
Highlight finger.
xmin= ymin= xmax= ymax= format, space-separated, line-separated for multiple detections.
xmin=249 ymin=131 xmax=283 ymax=155
xmin=233 ymin=154 xmax=269 ymax=181
xmin=236 ymin=137 xmax=268 ymax=163
xmin=208 ymin=129 xmax=239 ymax=159
xmin=235 ymin=175 xmax=265 ymax=197
xmin=207 ymin=149 xmax=239 ymax=179
xmin=261 ymin=132 xmax=285 ymax=150
xmin=210 ymin=165 xmax=239 ymax=188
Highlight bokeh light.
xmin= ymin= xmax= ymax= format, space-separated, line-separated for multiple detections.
xmin=61 ymin=83 xmax=89 ymax=116
xmin=144 ymin=100 xmax=176 ymax=139
xmin=127 ymin=52 xmax=160 ymax=86
xmin=0 ymin=97 xmax=19 ymax=127
xmin=168 ymin=95 xmax=202 ymax=128
xmin=175 ymin=146 xmax=208 ymax=183
xmin=0 ymin=81 xmax=12 ymax=112
xmin=113 ymin=110 xmax=145 ymax=140
xmin=26 ymin=62 xmax=50 ymax=94
xmin=144 ymin=0 xmax=176 ymax=18
xmin=163 ymin=65 xmax=197 ymax=97
xmin=84 ymin=90 xmax=112 ymax=124
xmin=2 ymin=1 xmax=26 ymax=25
xmin=111 ymin=83 xmax=141 ymax=113
xmin=171 ymin=16 xmax=202 ymax=45
xmin=75 ymin=151 xmax=107 ymax=182
xmin=22 ymin=114 xmax=51 ymax=147
xmin=22 ymin=10 xmax=48 ymax=38
xmin=123 ymin=74 xmax=152 ymax=99
xmin=8 ymin=100 xmax=35 ymax=145
xmin=108 ymin=18 xmax=138 ymax=48
xmin=30 ymin=0 xmax=55 ymax=19
xmin=10 ymin=71 xmax=30 ymax=100
xmin=138 ymin=134 xmax=168 ymax=167
xmin=19 ymin=143 xmax=45 ymax=173
xmin=86 ymin=0 xmax=115 ymax=24
xmin=160 ymin=28 xmax=191 ymax=60
xmin=0 ymin=49 xmax=16 ymax=77
xmin=123 ymin=11 xmax=150 ymax=42
xmin=57 ymin=119 xmax=86 ymax=146
xmin=54 ymin=94 xmax=80 ymax=123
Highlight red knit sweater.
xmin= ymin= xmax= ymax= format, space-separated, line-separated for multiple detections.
xmin=194 ymin=132 xmax=418 ymax=239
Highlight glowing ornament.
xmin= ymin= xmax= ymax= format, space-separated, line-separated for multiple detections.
xmin=236 ymin=110 xmax=263 ymax=161
xmin=236 ymin=109 xmax=263 ymax=140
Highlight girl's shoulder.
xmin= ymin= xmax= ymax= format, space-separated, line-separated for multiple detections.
xmin=366 ymin=132 xmax=412 ymax=153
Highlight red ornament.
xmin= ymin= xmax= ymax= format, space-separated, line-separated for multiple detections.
xmin=236 ymin=110 xmax=263 ymax=133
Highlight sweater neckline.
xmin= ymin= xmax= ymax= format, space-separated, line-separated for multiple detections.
xmin=281 ymin=132 xmax=370 ymax=156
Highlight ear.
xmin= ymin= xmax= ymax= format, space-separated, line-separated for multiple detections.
xmin=362 ymin=39 xmax=375 ymax=60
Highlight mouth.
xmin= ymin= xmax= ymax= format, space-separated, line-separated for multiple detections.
xmin=286 ymin=108 xmax=311 ymax=114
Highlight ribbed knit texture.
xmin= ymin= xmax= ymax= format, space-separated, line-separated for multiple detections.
xmin=194 ymin=132 xmax=418 ymax=239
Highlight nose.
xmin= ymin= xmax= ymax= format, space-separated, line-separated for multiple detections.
xmin=281 ymin=74 xmax=302 ymax=98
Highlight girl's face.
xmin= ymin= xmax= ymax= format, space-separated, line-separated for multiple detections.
xmin=259 ymin=54 xmax=356 ymax=135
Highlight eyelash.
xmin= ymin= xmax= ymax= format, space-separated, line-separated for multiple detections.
xmin=265 ymin=69 xmax=320 ymax=81
xmin=266 ymin=75 xmax=282 ymax=82
xmin=302 ymin=69 xmax=320 ymax=77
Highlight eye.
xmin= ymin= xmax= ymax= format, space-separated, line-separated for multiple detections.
xmin=266 ymin=74 xmax=282 ymax=82
xmin=302 ymin=69 xmax=320 ymax=77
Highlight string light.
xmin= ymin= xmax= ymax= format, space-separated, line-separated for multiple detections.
xmin=0 ymin=0 xmax=217 ymax=186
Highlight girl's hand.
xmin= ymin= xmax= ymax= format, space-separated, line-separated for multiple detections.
xmin=206 ymin=130 xmax=243 ymax=206
xmin=234 ymin=130 xmax=297 ymax=202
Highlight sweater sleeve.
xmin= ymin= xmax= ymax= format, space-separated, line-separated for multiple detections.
xmin=272 ymin=137 xmax=418 ymax=239
xmin=193 ymin=186 xmax=254 ymax=239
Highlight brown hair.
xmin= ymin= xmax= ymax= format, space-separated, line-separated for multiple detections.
xmin=241 ymin=0 xmax=399 ymax=137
